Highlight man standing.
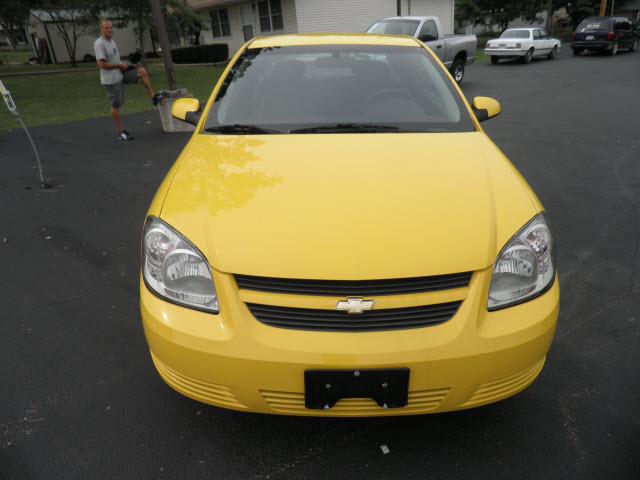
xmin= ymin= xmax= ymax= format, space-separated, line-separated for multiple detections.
xmin=94 ymin=19 xmax=162 ymax=140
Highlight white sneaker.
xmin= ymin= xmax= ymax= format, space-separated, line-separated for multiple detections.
xmin=117 ymin=130 xmax=134 ymax=140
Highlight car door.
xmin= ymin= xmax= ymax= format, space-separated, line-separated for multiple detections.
xmin=540 ymin=29 xmax=554 ymax=52
xmin=532 ymin=29 xmax=545 ymax=53
xmin=617 ymin=19 xmax=632 ymax=47
xmin=418 ymin=20 xmax=445 ymax=61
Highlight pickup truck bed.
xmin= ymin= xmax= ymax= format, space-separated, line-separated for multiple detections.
xmin=367 ymin=16 xmax=477 ymax=84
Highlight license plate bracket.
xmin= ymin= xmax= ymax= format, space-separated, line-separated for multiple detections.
xmin=586 ymin=35 xmax=594 ymax=40
xmin=304 ymin=368 xmax=410 ymax=410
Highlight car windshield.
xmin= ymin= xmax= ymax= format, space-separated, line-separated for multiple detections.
xmin=203 ymin=45 xmax=474 ymax=134
xmin=577 ymin=20 xmax=610 ymax=31
xmin=500 ymin=30 xmax=530 ymax=39
xmin=366 ymin=20 xmax=420 ymax=36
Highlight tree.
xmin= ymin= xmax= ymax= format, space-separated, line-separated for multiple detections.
xmin=36 ymin=0 xmax=101 ymax=67
xmin=565 ymin=0 xmax=600 ymax=29
xmin=454 ymin=0 xmax=482 ymax=32
xmin=165 ymin=0 xmax=209 ymax=47
xmin=0 ymin=0 xmax=35 ymax=50
xmin=108 ymin=0 xmax=153 ymax=66
xmin=476 ymin=0 xmax=548 ymax=32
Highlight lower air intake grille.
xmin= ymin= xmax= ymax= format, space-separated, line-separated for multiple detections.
xmin=247 ymin=301 xmax=461 ymax=332
xmin=235 ymin=272 xmax=472 ymax=296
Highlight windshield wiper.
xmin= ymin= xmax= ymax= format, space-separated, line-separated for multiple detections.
xmin=205 ymin=124 xmax=281 ymax=134
xmin=289 ymin=123 xmax=400 ymax=134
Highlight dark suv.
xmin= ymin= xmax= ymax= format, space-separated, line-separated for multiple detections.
xmin=571 ymin=16 xmax=639 ymax=55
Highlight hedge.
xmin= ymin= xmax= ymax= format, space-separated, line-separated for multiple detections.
xmin=171 ymin=44 xmax=229 ymax=64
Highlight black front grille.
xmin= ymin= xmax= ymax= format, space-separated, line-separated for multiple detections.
xmin=235 ymin=272 xmax=472 ymax=297
xmin=247 ymin=301 xmax=461 ymax=332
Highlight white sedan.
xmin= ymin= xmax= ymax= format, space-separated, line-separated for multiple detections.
xmin=485 ymin=28 xmax=561 ymax=64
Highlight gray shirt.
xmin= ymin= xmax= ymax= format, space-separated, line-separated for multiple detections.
xmin=94 ymin=36 xmax=123 ymax=85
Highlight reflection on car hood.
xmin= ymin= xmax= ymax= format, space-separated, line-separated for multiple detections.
xmin=160 ymin=132 xmax=540 ymax=279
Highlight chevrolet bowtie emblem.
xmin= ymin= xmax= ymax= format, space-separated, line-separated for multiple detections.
xmin=336 ymin=298 xmax=375 ymax=314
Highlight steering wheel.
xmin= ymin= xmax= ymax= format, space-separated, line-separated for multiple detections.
xmin=363 ymin=89 xmax=414 ymax=111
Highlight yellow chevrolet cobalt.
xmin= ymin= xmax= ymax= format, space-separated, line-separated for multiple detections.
xmin=140 ymin=34 xmax=559 ymax=416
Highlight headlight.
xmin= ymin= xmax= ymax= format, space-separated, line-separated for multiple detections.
xmin=142 ymin=217 xmax=219 ymax=313
xmin=488 ymin=214 xmax=555 ymax=310
xmin=486 ymin=42 xmax=493 ymax=48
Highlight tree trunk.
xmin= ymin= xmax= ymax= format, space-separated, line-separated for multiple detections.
xmin=150 ymin=29 xmax=157 ymax=55
xmin=70 ymin=24 xmax=77 ymax=67
xmin=545 ymin=1 xmax=554 ymax=33
xmin=137 ymin=13 xmax=147 ymax=67
xmin=71 ymin=30 xmax=78 ymax=68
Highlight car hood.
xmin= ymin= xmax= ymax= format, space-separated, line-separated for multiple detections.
xmin=160 ymin=132 xmax=540 ymax=279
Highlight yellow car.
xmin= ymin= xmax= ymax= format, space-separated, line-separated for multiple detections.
xmin=140 ymin=34 xmax=559 ymax=416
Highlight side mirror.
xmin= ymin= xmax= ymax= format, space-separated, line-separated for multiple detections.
xmin=472 ymin=96 xmax=501 ymax=122
xmin=171 ymin=98 xmax=201 ymax=126
xmin=419 ymin=34 xmax=437 ymax=42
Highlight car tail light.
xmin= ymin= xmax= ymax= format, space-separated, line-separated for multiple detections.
xmin=607 ymin=32 xmax=616 ymax=40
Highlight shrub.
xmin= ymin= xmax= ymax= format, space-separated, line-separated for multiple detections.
xmin=171 ymin=44 xmax=228 ymax=64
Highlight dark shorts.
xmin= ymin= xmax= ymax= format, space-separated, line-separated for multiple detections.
xmin=104 ymin=69 xmax=139 ymax=108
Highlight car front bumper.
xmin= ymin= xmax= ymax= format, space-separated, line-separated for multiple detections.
xmin=140 ymin=268 xmax=560 ymax=416
xmin=484 ymin=48 xmax=528 ymax=57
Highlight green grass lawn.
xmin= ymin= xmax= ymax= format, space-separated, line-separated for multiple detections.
xmin=475 ymin=46 xmax=488 ymax=63
xmin=0 ymin=63 xmax=224 ymax=131
xmin=0 ymin=48 xmax=33 ymax=65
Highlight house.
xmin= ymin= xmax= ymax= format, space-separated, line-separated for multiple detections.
xmin=189 ymin=0 xmax=456 ymax=56
xmin=0 ymin=25 xmax=29 ymax=49
xmin=616 ymin=0 xmax=640 ymax=20
xmin=27 ymin=11 xmax=149 ymax=64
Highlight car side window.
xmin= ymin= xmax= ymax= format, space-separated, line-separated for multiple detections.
xmin=418 ymin=20 xmax=438 ymax=42
xmin=614 ymin=20 xmax=629 ymax=31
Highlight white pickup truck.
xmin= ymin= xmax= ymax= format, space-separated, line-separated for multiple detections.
xmin=367 ymin=16 xmax=477 ymax=84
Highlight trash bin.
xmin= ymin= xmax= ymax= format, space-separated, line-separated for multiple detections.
xmin=157 ymin=89 xmax=196 ymax=133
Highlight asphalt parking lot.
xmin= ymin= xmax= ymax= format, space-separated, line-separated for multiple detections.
xmin=1 ymin=47 xmax=639 ymax=479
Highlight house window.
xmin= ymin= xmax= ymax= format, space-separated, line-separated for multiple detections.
xmin=210 ymin=8 xmax=231 ymax=38
xmin=257 ymin=0 xmax=283 ymax=33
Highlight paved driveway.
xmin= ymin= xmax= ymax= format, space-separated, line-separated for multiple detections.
xmin=1 ymin=48 xmax=639 ymax=479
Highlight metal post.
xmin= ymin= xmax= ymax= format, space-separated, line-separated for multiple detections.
xmin=150 ymin=0 xmax=176 ymax=90
xmin=1 ymin=80 xmax=51 ymax=189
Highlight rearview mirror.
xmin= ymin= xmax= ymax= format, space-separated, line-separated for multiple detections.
xmin=472 ymin=96 xmax=501 ymax=122
xmin=171 ymin=98 xmax=201 ymax=126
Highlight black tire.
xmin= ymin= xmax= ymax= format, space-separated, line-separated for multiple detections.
xmin=609 ymin=42 xmax=619 ymax=55
xmin=547 ymin=45 xmax=558 ymax=60
xmin=450 ymin=57 xmax=465 ymax=84
xmin=490 ymin=55 xmax=499 ymax=64
xmin=522 ymin=48 xmax=534 ymax=63
xmin=572 ymin=48 xmax=582 ymax=56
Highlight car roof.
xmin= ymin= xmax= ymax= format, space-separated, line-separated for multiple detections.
xmin=249 ymin=33 xmax=421 ymax=49
xmin=376 ymin=16 xmax=434 ymax=21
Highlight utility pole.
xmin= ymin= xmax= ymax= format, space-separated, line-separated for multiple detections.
xmin=599 ymin=0 xmax=607 ymax=16
xmin=150 ymin=0 xmax=176 ymax=90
